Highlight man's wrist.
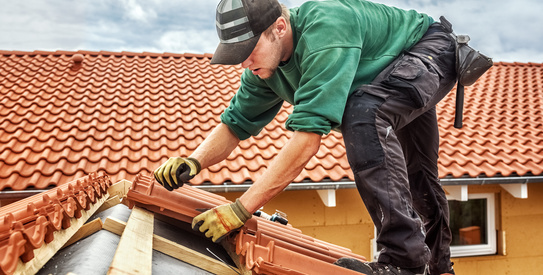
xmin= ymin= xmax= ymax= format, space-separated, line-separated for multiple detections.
xmin=231 ymin=198 xmax=252 ymax=222
xmin=186 ymin=157 xmax=201 ymax=175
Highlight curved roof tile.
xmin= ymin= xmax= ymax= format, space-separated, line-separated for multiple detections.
xmin=0 ymin=50 xmax=542 ymax=190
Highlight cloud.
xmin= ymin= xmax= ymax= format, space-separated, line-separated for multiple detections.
xmin=0 ymin=0 xmax=541 ymax=62
xmin=157 ymin=29 xmax=218 ymax=54
xmin=120 ymin=0 xmax=158 ymax=23
xmin=375 ymin=0 xmax=543 ymax=62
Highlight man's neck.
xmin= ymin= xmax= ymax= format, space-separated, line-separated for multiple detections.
xmin=281 ymin=24 xmax=294 ymax=62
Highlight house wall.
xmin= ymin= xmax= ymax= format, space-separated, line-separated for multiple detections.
xmin=218 ymin=182 xmax=543 ymax=275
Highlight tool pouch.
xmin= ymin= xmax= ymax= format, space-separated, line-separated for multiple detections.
xmin=439 ymin=16 xmax=493 ymax=128
xmin=456 ymin=36 xmax=493 ymax=86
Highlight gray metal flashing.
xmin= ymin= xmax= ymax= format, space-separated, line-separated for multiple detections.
xmin=0 ymin=189 xmax=50 ymax=199
xmin=440 ymin=175 xmax=543 ymax=186
xmin=194 ymin=181 xmax=356 ymax=192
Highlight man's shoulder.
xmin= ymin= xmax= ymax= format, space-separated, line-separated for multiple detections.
xmin=292 ymin=2 xmax=364 ymax=53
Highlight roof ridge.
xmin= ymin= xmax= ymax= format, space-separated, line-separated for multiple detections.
xmin=493 ymin=61 xmax=543 ymax=66
xmin=1 ymin=52 xmax=542 ymax=66
xmin=0 ymin=50 xmax=214 ymax=59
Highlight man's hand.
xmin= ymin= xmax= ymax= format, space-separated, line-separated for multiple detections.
xmin=154 ymin=157 xmax=201 ymax=191
xmin=192 ymin=199 xmax=252 ymax=243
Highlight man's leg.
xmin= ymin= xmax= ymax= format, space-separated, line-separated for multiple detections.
xmin=339 ymin=22 xmax=457 ymax=273
xmin=341 ymin=90 xmax=430 ymax=270
xmin=396 ymin=108 xmax=454 ymax=274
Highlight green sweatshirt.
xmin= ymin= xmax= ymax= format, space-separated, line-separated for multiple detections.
xmin=221 ymin=0 xmax=433 ymax=140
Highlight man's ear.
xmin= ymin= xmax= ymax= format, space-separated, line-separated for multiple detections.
xmin=275 ymin=17 xmax=288 ymax=38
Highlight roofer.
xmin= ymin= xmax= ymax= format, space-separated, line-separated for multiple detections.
xmin=154 ymin=0 xmax=458 ymax=274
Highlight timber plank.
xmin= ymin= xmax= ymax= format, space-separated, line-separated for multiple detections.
xmin=103 ymin=216 xmax=239 ymax=275
xmin=97 ymin=195 xmax=122 ymax=213
xmin=108 ymin=206 xmax=154 ymax=275
xmin=62 ymin=218 xmax=104 ymax=249
xmin=107 ymin=180 xmax=132 ymax=200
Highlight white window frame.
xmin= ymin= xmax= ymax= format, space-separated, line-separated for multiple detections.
xmin=449 ymin=193 xmax=496 ymax=257
xmin=371 ymin=193 xmax=496 ymax=260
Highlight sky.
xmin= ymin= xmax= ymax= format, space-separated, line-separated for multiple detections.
xmin=0 ymin=0 xmax=542 ymax=63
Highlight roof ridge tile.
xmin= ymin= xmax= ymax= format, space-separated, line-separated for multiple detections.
xmin=0 ymin=172 xmax=111 ymax=273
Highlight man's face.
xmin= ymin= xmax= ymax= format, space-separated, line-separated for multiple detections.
xmin=240 ymin=33 xmax=283 ymax=79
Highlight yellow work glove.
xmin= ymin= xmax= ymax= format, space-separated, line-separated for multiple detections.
xmin=153 ymin=157 xmax=201 ymax=191
xmin=192 ymin=199 xmax=252 ymax=243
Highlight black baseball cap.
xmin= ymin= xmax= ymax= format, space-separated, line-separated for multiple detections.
xmin=211 ymin=0 xmax=282 ymax=65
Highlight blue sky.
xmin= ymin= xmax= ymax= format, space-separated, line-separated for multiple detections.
xmin=1 ymin=0 xmax=542 ymax=63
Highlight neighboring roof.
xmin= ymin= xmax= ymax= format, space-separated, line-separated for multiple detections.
xmin=0 ymin=50 xmax=348 ymax=191
xmin=1 ymin=50 xmax=542 ymax=191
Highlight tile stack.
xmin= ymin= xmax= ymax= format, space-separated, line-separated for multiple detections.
xmin=0 ymin=172 xmax=111 ymax=274
xmin=126 ymin=173 xmax=367 ymax=274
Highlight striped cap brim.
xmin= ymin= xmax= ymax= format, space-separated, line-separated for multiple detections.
xmin=210 ymin=34 xmax=260 ymax=65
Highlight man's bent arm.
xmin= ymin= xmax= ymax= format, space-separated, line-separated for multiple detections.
xmin=239 ymin=131 xmax=321 ymax=213
xmin=190 ymin=123 xmax=240 ymax=169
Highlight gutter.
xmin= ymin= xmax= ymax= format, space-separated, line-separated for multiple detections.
xmin=440 ymin=175 xmax=543 ymax=185
xmin=194 ymin=175 xmax=543 ymax=193
xmin=2 ymin=175 xmax=542 ymax=199
xmin=195 ymin=181 xmax=357 ymax=192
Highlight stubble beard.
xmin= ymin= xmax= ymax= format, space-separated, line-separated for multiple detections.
xmin=257 ymin=47 xmax=282 ymax=80
xmin=258 ymin=67 xmax=278 ymax=80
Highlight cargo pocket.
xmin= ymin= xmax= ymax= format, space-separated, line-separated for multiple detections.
xmin=383 ymin=54 xmax=440 ymax=108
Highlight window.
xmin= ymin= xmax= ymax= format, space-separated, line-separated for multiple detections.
xmin=371 ymin=193 xmax=496 ymax=260
xmin=449 ymin=193 xmax=496 ymax=257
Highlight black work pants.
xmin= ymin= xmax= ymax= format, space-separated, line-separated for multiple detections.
xmin=341 ymin=23 xmax=457 ymax=274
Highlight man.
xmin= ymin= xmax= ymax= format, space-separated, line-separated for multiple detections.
xmin=154 ymin=0 xmax=457 ymax=274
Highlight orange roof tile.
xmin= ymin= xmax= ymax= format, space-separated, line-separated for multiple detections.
xmin=126 ymin=173 xmax=367 ymax=274
xmin=0 ymin=170 xmax=368 ymax=274
xmin=437 ymin=62 xmax=543 ymax=178
xmin=1 ymin=50 xmax=542 ymax=191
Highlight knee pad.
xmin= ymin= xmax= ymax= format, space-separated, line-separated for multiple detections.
xmin=341 ymin=91 xmax=386 ymax=172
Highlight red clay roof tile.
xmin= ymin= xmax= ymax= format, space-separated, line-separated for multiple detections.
xmin=436 ymin=62 xmax=543 ymax=179
xmin=126 ymin=173 xmax=366 ymax=274
xmin=0 ymin=50 xmax=542 ymax=190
